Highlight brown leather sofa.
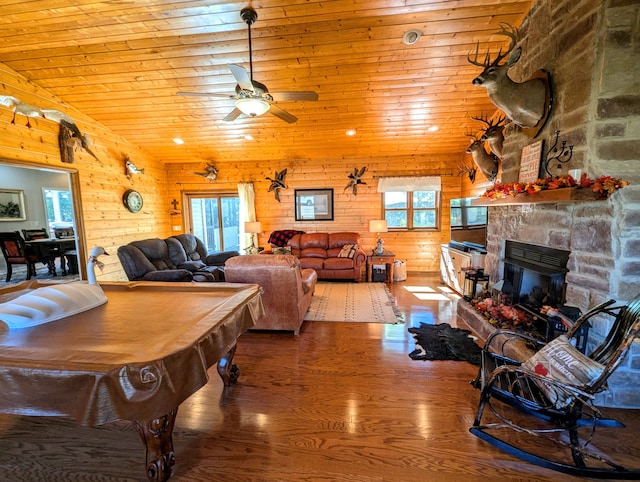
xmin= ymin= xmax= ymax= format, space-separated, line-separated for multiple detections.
xmin=286 ymin=232 xmax=365 ymax=282
xmin=224 ymin=254 xmax=317 ymax=335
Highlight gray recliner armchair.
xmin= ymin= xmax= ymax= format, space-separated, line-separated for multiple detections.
xmin=167 ymin=234 xmax=239 ymax=281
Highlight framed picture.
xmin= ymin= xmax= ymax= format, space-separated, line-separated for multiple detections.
xmin=0 ymin=189 xmax=26 ymax=221
xmin=295 ymin=189 xmax=334 ymax=221
xmin=518 ymin=140 xmax=544 ymax=183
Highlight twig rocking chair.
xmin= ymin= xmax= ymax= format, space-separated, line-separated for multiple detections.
xmin=470 ymin=293 xmax=640 ymax=478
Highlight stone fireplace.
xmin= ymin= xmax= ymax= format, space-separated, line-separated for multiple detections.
xmin=456 ymin=0 xmax=640 ymax=409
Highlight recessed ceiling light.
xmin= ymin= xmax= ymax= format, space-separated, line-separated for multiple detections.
xmin=402 ymin=29 xmax=421 ymax=46
xmin=244 ymin=134 xmax=254 ymax=141
xmin=346 ymin=129 xmax=357 ymax=136
xmin=173 ymin=137 xmax=184 ymax=145
xmin=427 ymin=125 xmax=439 ymax=132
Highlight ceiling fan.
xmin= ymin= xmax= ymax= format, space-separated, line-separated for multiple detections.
xmin=177 ymin=7 xmax=318 ymax=124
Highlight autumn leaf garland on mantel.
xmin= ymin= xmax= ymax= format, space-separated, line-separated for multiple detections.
xmin=481 ymin=173 xmax=630 ymax=200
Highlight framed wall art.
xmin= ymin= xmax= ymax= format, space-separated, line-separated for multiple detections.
xmin=295 ymin=189 xmax=334 ymax=221
xmin=0 ymin=189 xmax=26 ymax=221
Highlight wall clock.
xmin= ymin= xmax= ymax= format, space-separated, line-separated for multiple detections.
xmin=123 ymin=189 xmax=143 ymax=213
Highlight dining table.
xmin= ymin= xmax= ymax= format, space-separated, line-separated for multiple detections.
xmin=25 ymin=236 xmax=77 ymax=275
xmin=0 ymin=280 xmax=264 ymax=481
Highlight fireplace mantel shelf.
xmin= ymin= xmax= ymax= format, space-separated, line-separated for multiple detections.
xmin=470 ymin=187 xmax=605 ymax=206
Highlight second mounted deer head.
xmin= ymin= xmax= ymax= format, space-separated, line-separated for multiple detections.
xmin=465 ymin=132 xmax=498 ymax=182
xmin=472 ymin=114 xmax=505 ymax=159
xmin=468 ymin=23 xmax=552 ymax=134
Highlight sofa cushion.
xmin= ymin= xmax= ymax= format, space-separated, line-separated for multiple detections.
xmin=299 ymin=258 xmax=324 ymax=271
xmin=301 ymin=247 xmax=327 ymax=258
xmin=329 ymin=232 xmax=360 ymax=249
xmin=324 ymin=257 xmax=358 ymax=270
xmin=300 ymin=233 xmax=329 ymax=249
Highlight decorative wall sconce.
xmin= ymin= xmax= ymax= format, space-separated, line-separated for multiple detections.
xmin=543 ymin=130 xmax=573 ymax=177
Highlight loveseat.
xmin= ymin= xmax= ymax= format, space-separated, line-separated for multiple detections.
xmin=224 ymin=254 xmax=317 ymax=335
xmin=117 ymin=235 xmax=238 ymax=282
xmin=286 ymin=232 xmax=365 ymax=282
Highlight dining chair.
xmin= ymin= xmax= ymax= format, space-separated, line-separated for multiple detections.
xmin=0 ymin=231 xmax=40 ymax=282
xmin=22 ymin=228 xmax=65 ymax=276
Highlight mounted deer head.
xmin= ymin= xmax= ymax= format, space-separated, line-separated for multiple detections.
xmin=468 ymin=23 xmax=549 ymax=130
xmin=472 ymin=114 xmax=505 ymax=159
xmin=465 ymin=132 xmax=498 ymax=182
xmin=457 ymin=158 xmax=477 ymax=184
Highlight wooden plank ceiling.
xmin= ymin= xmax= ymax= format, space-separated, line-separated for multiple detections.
xmin=0 ymin=0 xmax=533 ymax=166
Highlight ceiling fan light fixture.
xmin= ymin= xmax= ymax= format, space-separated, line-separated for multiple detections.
xmin=235 ymin=98 xmax=270 ymax=117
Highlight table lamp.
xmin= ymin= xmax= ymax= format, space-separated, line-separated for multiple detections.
xmin=245 ymin=221 xmax=261 ymax=254
xmin=369 ymin=219 xmax=388 ymax=255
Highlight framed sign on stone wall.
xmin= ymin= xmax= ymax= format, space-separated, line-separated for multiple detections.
xmin=518 ymin=140 xmax=544 ymax=183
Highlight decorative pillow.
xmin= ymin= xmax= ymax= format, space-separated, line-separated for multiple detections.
xmin=272 ymin=246 xmax=292 ymax=255
xmin=521 ymin=335 xmax=604 ymax=408
xmin=337 ymin=244 xmax=358 ymax=259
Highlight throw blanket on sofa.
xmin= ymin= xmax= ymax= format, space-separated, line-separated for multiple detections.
xmin=268 ymin=230 xmax=305 ymax=247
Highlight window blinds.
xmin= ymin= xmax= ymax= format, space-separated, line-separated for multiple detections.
xmin=376 ymin=176 xmax=441 ymax=192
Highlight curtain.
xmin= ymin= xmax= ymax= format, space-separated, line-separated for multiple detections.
xmin=237 ymin=182 xmax=256 ymax=252
xmin=377 ymin=176 xmax=441 ymax=192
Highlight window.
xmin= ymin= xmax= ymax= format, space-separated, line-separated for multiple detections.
xmin=43 ymin=189 xmax=74 ymax=233
xmin=450 ymin=198 xmax=487 ymax=228
xmin=383 ymin=190 xmax=440 ymax=230
xmin=187 ymin=194 xmax=240 ymax=253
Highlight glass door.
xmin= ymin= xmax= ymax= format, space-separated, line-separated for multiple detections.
xmin=186 ymin=193 xmax=240 ymax=253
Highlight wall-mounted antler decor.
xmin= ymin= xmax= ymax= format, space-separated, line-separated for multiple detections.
xmin=266 ymin=169 xmax=287 ymax=202
xmin=344 ymin=167 xmax=367 ymax=195
xmin=193 ymin=163 xmax=219 ymax=181
xmin=468 ymin=23 xmax=552 ymax=137
xmin=465 ymin=132 xmax=498 ymax=182
xmin=457 ymin=158 xmax=477 ymax=183
xmin=472 ymin=114 xmax=505 ymax=159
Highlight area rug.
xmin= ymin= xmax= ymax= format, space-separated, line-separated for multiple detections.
xmin=304 ymin=281 xmax=403 ymax=324
xmin=408 ymin=322 xmax=482 ymax=365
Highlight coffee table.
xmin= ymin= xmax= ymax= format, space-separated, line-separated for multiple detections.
xmin=0 ymin=280 xmax=263 ymax=481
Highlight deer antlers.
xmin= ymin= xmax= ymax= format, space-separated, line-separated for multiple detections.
xmin=467 ymin=23 xmax=518 ymax=68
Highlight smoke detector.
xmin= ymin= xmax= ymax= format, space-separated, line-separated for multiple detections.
xmin=402 ymin=29 xmax=421 ymax=45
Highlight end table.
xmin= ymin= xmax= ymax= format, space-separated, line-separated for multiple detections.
xmin=367 ymin=252 xmax=395 ymax=283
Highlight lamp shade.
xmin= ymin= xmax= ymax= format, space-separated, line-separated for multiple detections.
xmin=236 ymin=98 xmax=270 ymax=117
xmin=245 ymin=221 xmax=262 ymax=234
xmin=369 ymin=219 xmax=388 ymax=233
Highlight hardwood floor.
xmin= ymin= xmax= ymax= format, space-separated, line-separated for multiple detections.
xmin=0 ymin=273 xmax=638 ymax=481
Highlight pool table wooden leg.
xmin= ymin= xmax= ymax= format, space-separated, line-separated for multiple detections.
xmin=217 ymin=343 xmax=240 ymax=387
xmin=134 ymin=407 xmax=177 ymax=481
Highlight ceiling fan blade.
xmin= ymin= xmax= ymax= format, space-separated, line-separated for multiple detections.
xmin=177 ymin=91 xmax=235 ymax=99
xmin=228 ymin=64 xmax=255 ymax=92
xmin=270 ymin=91 xmax=319 ymax=102
xmin=223 ymin=107 xmax=243 ymax=122
xmin=268 ymin=104 xmax=298 ymax=124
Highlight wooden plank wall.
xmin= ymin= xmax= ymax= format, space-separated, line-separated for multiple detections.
xmin=0 ymin=63 xmax=171 ymax=281
xmin=167 ymin=154 xmax=488 ymax=273
xmin=0 ymin=57 xmax=492 ymax=279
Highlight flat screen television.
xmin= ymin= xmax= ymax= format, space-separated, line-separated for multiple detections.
xmin=449 ymin=197 xmax=487 ymax=252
